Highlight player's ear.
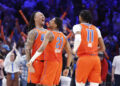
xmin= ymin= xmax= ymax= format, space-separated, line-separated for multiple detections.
xmin=79 ymin=16 xmax=82 ymax=23
xmin=55 ymin=24 xmax=57 ymax=29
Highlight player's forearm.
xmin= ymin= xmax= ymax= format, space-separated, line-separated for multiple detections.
xmin=73 ymin=34 xmax=81 ymax=53
xmin=98 ymin=38 xmax=105 ymax=52
xmin=29 ymin=51 xmax=42 ymax=63
xmin=25 ymin=41 xmax=34 ymax=61
xmin=25 ymin=48 xmax=31 ymax=61
xmin=29 ymin=46 xmax=45 ymax=62
xmin=66 ymin=53 xmax=72 ymax=68
xmin=98 ymin=46 xmax=105 ymax=52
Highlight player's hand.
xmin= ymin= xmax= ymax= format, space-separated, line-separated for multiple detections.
xmin=29 ymin=65 xmax=35 ymax=73
xmin=26 ymin=62 xmax=32 ymax=67
xmin=72 ymin=49 xmax=76 ymax=55
xmin=63 ymin=69 xmax=69 ymax=76
xmin=26 ymin=62 xmax=35 ymax=73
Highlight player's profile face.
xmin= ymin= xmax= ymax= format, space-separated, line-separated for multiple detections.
xmin=34 ymin=12 xmax=45 ymax=26
xmin=49 ymin=18 xmax=56 ymax=29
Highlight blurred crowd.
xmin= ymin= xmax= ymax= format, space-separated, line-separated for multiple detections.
xmin=0 ymin=0 xmax=120 ymax=86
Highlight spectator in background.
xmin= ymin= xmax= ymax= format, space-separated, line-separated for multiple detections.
xmin=19 ymin=48 xmax=28 ymax=86
xmin=99 ymin=52 xmax=108 ymax=86
xmin=112 ymin=55 xmax=120 ymax=86
xmin=1 ymin=44 xmax=10 ymax=60
xmin=23 ymin=0 xmax=36 ymax=9
xmin=0 ymin=57 xmax=4 ymax=86
xmin=112 ymin=11 xmax=120 ymax=34
xmin=4 ymin=43 xmax=21 ymax=86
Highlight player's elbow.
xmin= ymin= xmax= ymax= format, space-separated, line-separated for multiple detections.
xmin=68 ymin=51 xmax=73 ymax=58
xmin=25 ymin=48 xmax=30 ymax=53
xmin=100 ymin=46 xmax=106 ymax=52
xmin=102 ymin=45 xmax=106 ymax=51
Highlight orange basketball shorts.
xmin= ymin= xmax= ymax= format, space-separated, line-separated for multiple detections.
xmin=27 ymin=60 xmax=44 ymax=84
xmin=40 ymin=61 xmax=62 ymax=86
xmin=75 ymin=55 xmax=101 ymax=83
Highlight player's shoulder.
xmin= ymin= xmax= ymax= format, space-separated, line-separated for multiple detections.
xmin=53 ymin=31 xmax=66 ymax=38
xmin=58 ymin=31 xmax=66 ymax=36
xmin=95 ymin=27 xmax=101 ymax=32
xmin=28 ymin=29 xmax=38 ymax=36
xmin=43 ymin=28 xmax=48 ymax=31
xmin=73 ymin=24 xmax=81 ymax=29
xmin=58 ymin=32 xmax=67 ymax=41
xmin=73 ymin=24 xmax=82 ymax=33
xmin=46 ymin=30 xmax=54 ymax=37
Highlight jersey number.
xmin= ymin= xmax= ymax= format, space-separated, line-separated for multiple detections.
xmin=56 ymin=37 xmax=63 ymax=48
xmin=86 ymin=29 xmax=94 ymax=47
xmin=41 ymin=34 xmax=45 ymax=41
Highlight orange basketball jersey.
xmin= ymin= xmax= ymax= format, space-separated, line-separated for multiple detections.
xmin=44 ymin=31 xmax=66 ymax=61
xmin=77 ymin=24 xmax=98 ymax=57
xmin=31 ymin=28 xmax=47 ymax=60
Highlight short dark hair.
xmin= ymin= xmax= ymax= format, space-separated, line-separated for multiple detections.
xmin=79 ymin=10 xmax=92 ymax=23
xmin=54 ymin=17 xmax=63 ymax=29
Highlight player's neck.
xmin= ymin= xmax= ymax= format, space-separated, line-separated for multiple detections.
xmin=50 ymin=28 xmax=59 ymax=31
xmin=52 ymin=28 xmax=59 ymax=31
xmin=54 ymin=29 xmax=59 ymax=31
xmin=35 ymin=25 xmax=43 ymax=29
xmin=81 ymin=21 xmax=88 ymax=23
xmin=81 ymin=21 xmax=91 ymax=25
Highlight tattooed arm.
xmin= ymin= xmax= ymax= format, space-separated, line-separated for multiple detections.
xmin=25 ymin=29 xmax=38 ymax=62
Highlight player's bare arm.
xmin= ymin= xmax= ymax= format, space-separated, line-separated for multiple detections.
xmin=98 ymin=37 xmax=105 ymax=52
xmin=25 ymin=29 xmax=38 ymax=61
xmin=38 ymin=31 xmax=54 ymax=52
xmin=64 ymin=40 xmax=72 ymax=68
xmin=63 ymin=40 xmax=73 ymax=76
xmin=28 ymin=31 xmax=54 ymax=64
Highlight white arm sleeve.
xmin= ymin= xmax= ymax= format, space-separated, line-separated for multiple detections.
xmin=96 ymin=28 xmax=102 ymax=38
xmin=73 ymin=34 xmax=81 ymax=53
xmin=72 ymin=24 xmax=82 ymax=53
xmin=29 ymin=51 xmax=42 ymax=63
xmin=73 ymin=24 xmax=82 ymax=34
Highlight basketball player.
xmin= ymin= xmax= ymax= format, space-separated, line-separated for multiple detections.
xmin=25 ymin=11 xmax=47 ymax=86
xmin=27 ymin=17 xmax=72 ymax=86
xmin=73 ymin=10 xmax=105 ymax=86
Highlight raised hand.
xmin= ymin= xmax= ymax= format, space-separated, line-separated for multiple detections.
xmin=13 ymin=42 xmax=16 ymax=49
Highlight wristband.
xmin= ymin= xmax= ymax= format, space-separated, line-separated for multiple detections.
xmin=65 ymin=66 xmax=70 ymax=69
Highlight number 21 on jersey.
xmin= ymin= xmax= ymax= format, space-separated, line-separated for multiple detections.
xmin=56 ymin=37 xmax=63 ymax=48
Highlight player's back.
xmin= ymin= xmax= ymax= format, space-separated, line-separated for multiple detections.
xmin=77 ymin=23 xmax=98 ymax=57
xmin=32 ymin=28 xmax=47 ymax=61
xmin=44 ymin=31 xmax=66 ymax=62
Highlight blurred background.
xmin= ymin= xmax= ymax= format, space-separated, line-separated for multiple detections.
xmin=0 ymin=0 xmax=120 ymax=86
